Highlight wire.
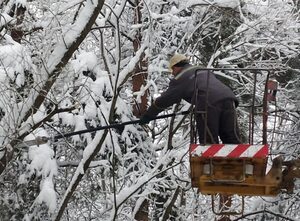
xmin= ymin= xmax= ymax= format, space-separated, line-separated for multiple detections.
xmin=53 ymin=111 xmax=190 ymax=140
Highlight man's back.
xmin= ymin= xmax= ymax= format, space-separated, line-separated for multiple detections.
xmin=174 ymin=66 xmax=238 ymax=108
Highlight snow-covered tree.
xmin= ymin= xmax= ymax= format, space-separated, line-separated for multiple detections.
xmin=0 ymin=0 xmax=299 ymax=220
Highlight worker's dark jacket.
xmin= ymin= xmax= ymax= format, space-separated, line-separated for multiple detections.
xmin=145 ymin=64 xmax=238 ymax=118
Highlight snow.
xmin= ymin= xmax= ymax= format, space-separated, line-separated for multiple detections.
xmin=0 ymin=13 xmax=13 ymax=28
xmin=58 ymin=112 xmax=75 ymax=126
xmin=47 ymin=0 xmax=99 ymax=73
xmin=56 ymin=0 xmax=84 ymax=14
xmin=12 ymin=130 xmax=58 ymax=213
xmin=0 ymin=44 xmax=32 ymax=84
xmin=0 ymin=42 xmax=38 ymax=137
xmin=185 ymin=0 xmax=240 ymax=8
xmin=57 ymin=130 xmax=107 ymax=215
xmin=28 ymin=145 xmax=57 ymax=176
xmin=16 ymin=0 xmax=27 ymax=7
xmin=214 ymin=0 xmax=240 ymax=8
xmin=0 ymin=0 xmax=299 ymax=219
xmin=19 ymin=105 xmax=48 ymax=135
xmin=117 ymin=43 xmax=147 ymax=86
xmin=27 ymin=133 xmax=57 ymax=177
xmin=113 ymin=175 xmax=150 ymax=209
xmin=133 ymin=196 xmax=147 ymax=217
xmin=35 ymin=177 xmax=57 ymax=212
xmin=82 ymin=130 xmax=106 ymax=161
xmin=186 ymin=0 xmax=208 ymax=8
xmin=71 ymin=51 xmax=98 ymax=74
xmin=170 ymin=6 xmax=180 ymax=14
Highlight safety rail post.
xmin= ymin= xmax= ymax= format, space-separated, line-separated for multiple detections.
xmin=262 ymin=70 xmax=271 ymax=145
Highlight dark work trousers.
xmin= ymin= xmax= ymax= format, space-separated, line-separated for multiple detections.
xmin=196 ymin=99 xmax=241 ymax=144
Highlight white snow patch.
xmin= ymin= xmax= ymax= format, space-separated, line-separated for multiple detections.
xmin=0 ymin=13 xmax=14 ymax=27
xmin=47 ymin=0 xmax=98 ymax=73
xmin=71 ymin=51 xmax=98 ymax=74
xmin=22 ymin=130 xmax=58 ymax=212
xmin=215 ymin=0 xmax=239 ymax=8
xmin=35 ymin=177 xmax=57 ymax=212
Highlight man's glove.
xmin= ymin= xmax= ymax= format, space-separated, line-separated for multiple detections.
xmin=139 ymin=114 xmax=153 ymax=125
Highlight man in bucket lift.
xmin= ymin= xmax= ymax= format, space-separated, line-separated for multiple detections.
xmin=140 ymin=54 xmax=241 ymax=144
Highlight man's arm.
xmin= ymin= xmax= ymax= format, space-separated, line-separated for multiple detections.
xmin=142 ymin=80 xmax=182 ymax=119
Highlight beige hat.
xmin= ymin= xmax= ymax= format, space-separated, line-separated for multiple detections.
xmin=169 ymin=54 xmax=188 ymax=70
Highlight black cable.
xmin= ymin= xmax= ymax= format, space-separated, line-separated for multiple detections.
xmin=53 ymin=111 xmax=190 ymax=140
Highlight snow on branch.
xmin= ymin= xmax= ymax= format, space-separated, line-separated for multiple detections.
xmin=109 ymin=148 xmax=187 ymax=219
xmin=0 ymin=13 xmax=14 ymax=28
xmin=21 ymin=0 xmax=105 ymax=125
xmin=19 ymin=130 xmax=58 ymax=214
xmin=117 ymin=42 xmax=148 ymax=87
xmin=53 ymin=127 xmax=109 ymax=220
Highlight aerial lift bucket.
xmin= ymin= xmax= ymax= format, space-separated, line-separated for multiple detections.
xmin=189 ymin=143 xmax=283 ymax=215
xmin=188 ymin=68 xmax=284 ymax=218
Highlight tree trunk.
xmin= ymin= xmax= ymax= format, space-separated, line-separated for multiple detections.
xmin=132 ymin=0 xmax=148 ymax=117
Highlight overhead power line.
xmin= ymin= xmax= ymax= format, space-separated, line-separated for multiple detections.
xmin=17 ymin=111 xmax=190 ymax=148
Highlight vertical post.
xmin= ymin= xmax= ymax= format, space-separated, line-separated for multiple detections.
xmin=191 ymin=70 xmax=199 ymax=144
xmin=249 ymin=71 xmax=258 ymax=144
xmin=204 ymin=70 xmax=211 ymax=144
xmin=262 ymin=71 xmax=271 ymax=144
